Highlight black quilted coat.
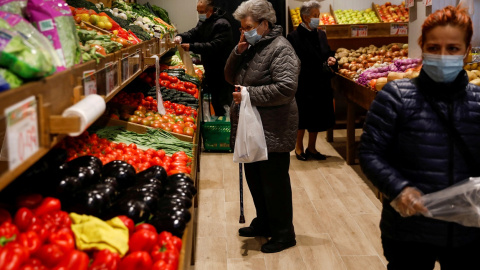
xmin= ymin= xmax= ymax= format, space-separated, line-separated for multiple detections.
xmin=225 ymin=25 xmax=301 ymax=153
xmin=359 ymin=69 xmax=480 ymax=247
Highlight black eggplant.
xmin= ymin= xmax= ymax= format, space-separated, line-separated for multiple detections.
xmin=136 ymin=166 xmax=167 ymax=184
xmin=165 ymin=173 xmax=194 ymax=185
xmin=115 ymin=199 xmax=151 ymax=223
xmin=157 ymin=197 xmax=192 ymax=209
xmin=56 ymin=176 xmax=83 ymax=195
xmin=125 ymin=192 xmax=160 ymax=213
xmin=157 ymin=205 xmax=191 ymax=223
xmin=71 ymin=189 xmax=112 ymax=218
xmin=99 ymin=176 xmax=119 ymax=189
xmin=92 ymin=184 xmax=119 ymax=203
xmin=136 ymin=177 xmax=163 ymax=187
xmin=150 ymin=212 xmax=186 ymax=238
xmin=68 ymin=155 xmax=103 ymax=170
xmin=163 ymin=186 xmax=193 ymax=199
xmin=166 ymin=181 xmax=196 ymax=196
xmin=102 ymin=161 xmax=136 ymax=190
xmin=163 ymin=194 xmax=193 ymax=206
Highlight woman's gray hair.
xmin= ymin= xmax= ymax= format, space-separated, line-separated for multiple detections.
xmin=233 ymin=0 xmax=277 ymax=25
xmin=300 ymin=0 xmax=321 ymax=21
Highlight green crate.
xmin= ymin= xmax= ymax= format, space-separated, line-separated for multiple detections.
xmin=201 ymin=121 xmax=231 ymax=151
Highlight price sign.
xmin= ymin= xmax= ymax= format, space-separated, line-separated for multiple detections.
xmin=83 ymin=70 xmax=97 ymax=95
xmin=5 ymin=96 xmax=39 ymax=170
xmin=424 ymin=0 xmax=432 ymax=6
xmin=105 ymin=62 xmax=116 ymax=95
xmin=390 ymin=23 xmax=408 ymax=35
xmin=351 ymin=25 xmax=368 ymax=37
xmin=319 ymin=25 xmax=326 ymax=33
xmin=406 ymin=0 xmax=415 ymax=8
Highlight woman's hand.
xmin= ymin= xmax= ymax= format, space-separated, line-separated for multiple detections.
xmin=237 ymin=31 xmax=249 ymax=54
xmin=391 ymin=187 xmax=428 ymax=217
xmin=174 ymin=36 xmax=182 ymax=44
xmin=233 ymin=85 xmax=243 ymax=104
xmin=181 ymin=43 xmax=190 ymax=51
xmin=327 ymin=56 xmax=336 ymax=66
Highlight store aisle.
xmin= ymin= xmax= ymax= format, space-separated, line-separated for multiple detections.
xmin=191 ymin=130 xmax=434 ymax=270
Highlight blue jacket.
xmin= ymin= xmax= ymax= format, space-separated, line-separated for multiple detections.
xmin=359 ymin=69 xmax=480 ymax=247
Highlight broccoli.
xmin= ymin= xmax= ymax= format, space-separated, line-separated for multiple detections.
xmin=104 ymin=10 xmax=129 ymax=29
xmin=126 ymin=25 xmax=151 ymax=41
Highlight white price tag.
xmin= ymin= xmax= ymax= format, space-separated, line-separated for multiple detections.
xmin=83 ymin=70 xmax=97 ymax=95
xmin=390 ymin=23 xmax=408 ymax=35
xmin=407 ymin=0 xmax=415 ymax=8
xmin=424 ymin=0 xmax=432 ymax=6
xmin=5 ymin=96 xmax=39 ymax=170
xmin=105 ymin=62 xmax=116 ymax=95
xmin=351 ymin=25 xmax=368 ymax=37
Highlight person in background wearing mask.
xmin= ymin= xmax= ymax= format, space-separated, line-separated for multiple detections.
xmin=174 ymin=0 xmax=234 ymax=116
xmin=287 ymin=0 xmax=337 ymax=161
xmin=225 ymin=0 xmax=300 ymax=253
xmin=359 ymin=5 xmax=480 ymax=269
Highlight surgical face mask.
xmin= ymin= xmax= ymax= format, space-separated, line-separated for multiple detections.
xmin=198 ymin=13 xmax=207 ymax=22
xmin=244 ymin=26 xmax=262 ymax=45
xmin=309 ymin=18 xmax=319 ymax=29
xmin=422 ymin=53 xmax=466 ymax=83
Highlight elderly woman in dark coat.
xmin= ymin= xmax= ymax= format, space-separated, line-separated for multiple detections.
xmin=287 ymin=0 xmax=337 ymax=161
xmin=225 ymin=0 xmax=300 ymax=254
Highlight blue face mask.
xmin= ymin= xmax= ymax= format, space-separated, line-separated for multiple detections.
xmin=309 ymin=18 xmax=320 ymax=29
xmin=198 ymin=13 xmax=207 ymax=22
xmin=244 ymin=27 xmax=262 ymax=45
xmin=422 ymin=53 xmax=466 ymax=83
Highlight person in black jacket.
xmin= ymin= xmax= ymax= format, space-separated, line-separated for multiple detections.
xmin=287 ymin=0 xmax=337 ymax=161
xmin=359 ymin=6 xmax=480 ymax=270
xmin=174 ymin=0 xmax=234 ymax=116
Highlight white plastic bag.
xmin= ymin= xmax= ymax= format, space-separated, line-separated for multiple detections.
xmin=421 ymin=177 xmax=480 ymax=227
xmin=233 ymin=87 xmax=268 ymax=163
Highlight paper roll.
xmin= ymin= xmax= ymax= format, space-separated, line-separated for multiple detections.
xmin=62 ymin=94 xmax=106 ymax=137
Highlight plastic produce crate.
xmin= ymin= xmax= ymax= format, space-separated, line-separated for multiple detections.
xmin=201 ymin=121 xmax=231 ymax=151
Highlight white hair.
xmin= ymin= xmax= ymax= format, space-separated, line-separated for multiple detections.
xmin=300 ymin=0 xmax=321 ymax=21
xmin=233 ymin=0 xmax=277 ymax=25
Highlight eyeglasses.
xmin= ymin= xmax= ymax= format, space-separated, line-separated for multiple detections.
xmin=239 ymin=25 xmax=256 ymax=32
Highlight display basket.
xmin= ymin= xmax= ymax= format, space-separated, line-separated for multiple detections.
xmin=201 ymin=121 xmax=231 ymax=151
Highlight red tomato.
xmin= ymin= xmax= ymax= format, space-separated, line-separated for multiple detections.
xmin=169 ymin=83 xmax=178 ymax=90
xmin=177 ymin=85 xmax=187 ymax=93
xmin=168 ymin=76 xmax=178 ymax=83
xmin=134 ymin=223 xmax=157 ymax=233
xmin=172 ymin=128 xmax=183 ymax=134
xmin=184 ymin=127 xmax=195 ymax=136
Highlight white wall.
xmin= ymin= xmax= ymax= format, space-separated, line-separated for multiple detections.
xmin=137 ymin=0 xmax=198 ymax=33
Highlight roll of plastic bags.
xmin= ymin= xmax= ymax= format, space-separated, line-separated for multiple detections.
xmin=422 ymin=177 xmax=480 ymax=228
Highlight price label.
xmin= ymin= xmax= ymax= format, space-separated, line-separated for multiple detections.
xmin=83 ymin=70 xmax=97 ymax=95
xmin=390 ymin=23 xmax=408 ymax=35
xmin=351 ymin=25 xmax=368 ymax=37
xmin=5 ymin=96 xmax=39 ymax=170
xmin=105 ymin=62 xmax=116 ymax=95
xmin=406 ymin=0 xmax=415 ymax=8
xmin=424 ymin=0 xmax=432 ymax=6
xmin=319 ymin=25 xmax=326 ymax=33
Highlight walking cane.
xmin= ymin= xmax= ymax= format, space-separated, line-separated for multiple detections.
xmin=235 ymin=86 xmax=245 ymax=224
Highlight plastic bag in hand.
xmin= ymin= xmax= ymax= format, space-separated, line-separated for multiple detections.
xmin=422 ymin=177 xmax=480 ymax=228
xmin=233 ymin=87 xmax=268 ymax=163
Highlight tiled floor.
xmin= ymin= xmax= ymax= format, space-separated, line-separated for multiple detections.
xmin=191 ymin=130 xmax=437 ymax=269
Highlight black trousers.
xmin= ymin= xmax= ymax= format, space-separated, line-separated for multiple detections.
xmin=382 ymin=236 xmax=480 ymax=270
xmin=243 ymin=152 xmax=295 ymax=241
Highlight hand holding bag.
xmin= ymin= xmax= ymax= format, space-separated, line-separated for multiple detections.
xmin=233 ymin=87 xmax=268 ymax=163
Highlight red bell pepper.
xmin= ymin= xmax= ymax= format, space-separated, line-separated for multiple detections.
xmin=27 ymin=218 xmax=49 ymax=244
xmin=0 ymin=208 xmax=12 ymax=224
xmin=152 ymin=260 xmax=176 ymax=270
xmin=89 ymin=249 xmax=121 ymax=270
xmin=118 ymin=251 xmax=152 ymax=270
xmin=18 ymin=231 xmax=41 ymax=254
xmin=16 ymin=194 xmax=43 ymax=209
xmin=0 ymin=221 xmax=19 ymax=239
xmin=14 ymin=207 xmax=34 ymax=232
xmin=150 ymin=242 xmax=178 ymax=269
xmin=171 ymin=236 xmax=182 ymax=252
xmin=52 ymin=250 xmax=89 ymax=270
xmin=134 ymin=223 xmax=157 ymax=234
xmin=129 ymin=229 xmax=158 ymax=253
xmin=19 ymin=258 xmax=48 ymax=270
xmin=48 ymin=228 xmax=75 ymax=251
xmin=0 ymin=242 xmax=30 ymax=270
xmin=117 ymin=216 xmax=134 ymax=236
xmin=33 ymin=197 xmax=61 ymax=217
xmin=33 ymin=243 xmax=65 ymax=268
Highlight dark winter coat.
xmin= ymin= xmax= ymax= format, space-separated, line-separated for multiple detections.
xmin=287 ymin=24 xmax=336 ymax=132
xmin=225 ymin=25 xmax=301 ymax=153
xmin=359 ymin=69 xmax=480 ymax=247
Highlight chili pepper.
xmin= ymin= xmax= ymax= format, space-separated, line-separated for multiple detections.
xmin=14 ymin=207 xmax=34 ymax=232
xmin=33 ymin=197 xmax=61 ymax=217
xmin=118 ymin=251 xmax=152 ymax=270
xmin=16 ymin=194 xmax=43 ymax=209
xmin=33 ymin=243 xmax=65 ymax=268
xmin=18 ymin=231 xmax=41 ymax=254
xmin=89 ymin=249 xmax=121 ymax=270
xmin=48 ymin=228 xmax=75 ymax=251
xmin=0 ymin=208 xmax=12 ymax=224
xmin=52 ymin=250 xmax=89 ymax=270
xmin=117 ymin=215 xmax=134 ymax=236
xmin=0 ymin=221 xmax=19 ymax=239
xmin=0 ymin=242 xmax=30 ymax=270
xmin=134 ymin=223 xmax=157 ymax=234
xmin=129 ymin=229 xmax=158 ymax=253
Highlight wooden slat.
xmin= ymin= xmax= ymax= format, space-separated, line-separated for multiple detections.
xmin=49 ymin=115 xmax=82 ymax=134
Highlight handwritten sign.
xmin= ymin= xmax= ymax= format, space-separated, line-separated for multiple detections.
xmin=424 ymin=0 xmax=432 ymax=6
xmin=351 ymin=25 xmax=368 ymax=37
xmin=83 ymin=70 xmax=97 ymax=95
xmin=390 ymin=23 xmax=408 ymax=35
xmin=406 ymin=0 xmax=415 ymax=8
xmin=5 ymin=96 xmax=39 ymax=170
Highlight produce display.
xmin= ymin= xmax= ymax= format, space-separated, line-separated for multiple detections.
xmin=334 ymin=8 xmax=380 ymax=24
xmin=289 ymin=7 xmax=302 ymax=27
xmin=465 ymin=66 xmax=480 ymax=86
xmin=375 ymin=2 xmax=409 ymax=23
xmin=320 ymin=13 xmax=336 ymax=25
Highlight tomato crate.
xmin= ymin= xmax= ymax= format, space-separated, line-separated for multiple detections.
xmin=201 ymin=121 xmax=231 ymax=151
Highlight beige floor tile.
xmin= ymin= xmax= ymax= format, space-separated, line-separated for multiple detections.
xmin=297 ymin=168 xmax=337 ymax=203
xmin=192 ymin=260 xmax=228 ymax=270
xmin=197 ymin=190 xmax=227 ymax=238
xmin=222 ymin=154 xmax=241 ymax=202
xmin=293 ymin=199 xmax=325 ymax=235
xmin=197 ymin=189 xmax=225 ymax=205
xmin=263 ymin=245 xmax=307 ymax=270
xmin=342 ymin=255 xmax=385 ymax=270
xmin=227 ymin=258 xmax=267 ymax=270
xmin=226 ymin=235 xmax=268 ymax=259
xmin=297 ymin=233 xmax=346 ymax=270
xmin=199 ymin=153 xmax=224 ymax=190
xmin=312 ymin=199 xmax=377 ymax=256
xmin=324 ymin=174 xmax=379 ymax=215
xmin=288 ymin=165 xmax=303 ymax=188
xmin=195 ymin=236 xmax=227 ymax=262
xmin=358 ymin=183 xmax=383 ymax=211
xmin=352 ymin=214 xmax=386 ymax=265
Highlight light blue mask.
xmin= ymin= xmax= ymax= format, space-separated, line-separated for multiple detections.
xmin=198 ymin=14 xmax=207 ymax=22
xmin=422 ymin=53 xmax=465 ymax=83
xmin=244 ymin=27 xmax=262 ymax=45
xmin=309 ymin=18 xmax=320 ymax=29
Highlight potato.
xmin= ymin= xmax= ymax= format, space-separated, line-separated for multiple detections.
xmin=470 ymin=78 xmax=480 ymax=86
xmin=467 ymin=70 xmax=478 ymax=81
xmin=375 ymin=77 xmax=388 ymax=91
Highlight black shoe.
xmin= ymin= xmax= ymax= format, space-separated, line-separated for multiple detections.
xmin=295 ymin=151 xmax=307 ymax=161
xmin=305 ymin=149 xmax=327 ymax=160
xmin=239 ymin=226 xmax=272 ymax=237
xmin=261 ymin=239 xmax=296 ymax=253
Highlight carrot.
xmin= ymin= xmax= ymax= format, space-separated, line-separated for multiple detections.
xmin=154 ymin=17 xmax=173 ymax=29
